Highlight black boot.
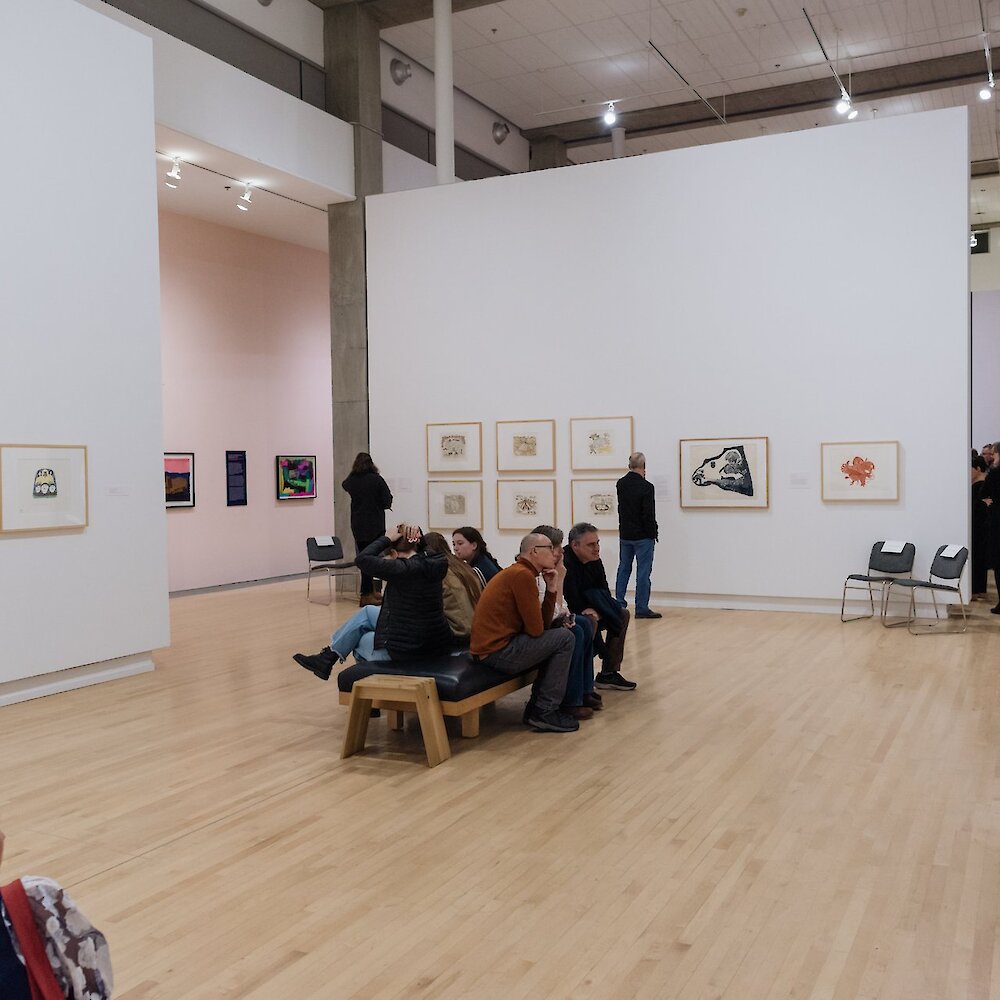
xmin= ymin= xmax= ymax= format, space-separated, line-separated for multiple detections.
xmin=292 ymin=646 xmax=339 ymax=681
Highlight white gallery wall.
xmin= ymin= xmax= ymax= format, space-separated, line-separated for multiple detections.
xmin=973 ymin=291 xmax=1000 ymax=447
xmin=366 ymin=108 xmax=969 ymax=610
xmin=0 ymin=0 xmax=169 ymax=701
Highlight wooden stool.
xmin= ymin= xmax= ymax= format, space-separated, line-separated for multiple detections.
xmin=342 ymin=674 xmax=451 ymax=767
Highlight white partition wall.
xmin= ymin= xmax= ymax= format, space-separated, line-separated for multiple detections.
xmin=0 ymin=0 xmax=169 ymax=701
xmin=366 ymin=108 xmax=969 ymax=609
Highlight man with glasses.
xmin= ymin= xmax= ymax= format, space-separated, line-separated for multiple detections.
xmin=470 ymin=533 xmax=578 ymax=733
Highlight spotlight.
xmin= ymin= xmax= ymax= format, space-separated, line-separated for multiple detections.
xmin=603 ymin=101 xmax=617 ymax=126
xmin=847 ymin=107 xmax=858 ymax=120
xmin=980 ymin=80 xmax=995 ymax=100
xmin=390 ymin=58 xmax=412 ymax=86
xmin=835 ymin=95 xmax=851 ymax=115
xmin=492 ymin=121 xmax=510 ymax=145
xmin=237 ymin=183 xmax=252 ymax=211
xmin=165 ymin=157 xmax=181 ymax=188
xmin=972 ymin=233 xmax=980 ymax=248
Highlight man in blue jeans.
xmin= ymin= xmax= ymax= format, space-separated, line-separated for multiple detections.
xmin=615 ymin=451 xmax=662 ymax=619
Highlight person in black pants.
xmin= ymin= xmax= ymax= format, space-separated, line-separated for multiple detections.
xmin=342 ymin=452 xmax=393 ymax=606
xmin=971 ymin=455 xmax=991 ymax=600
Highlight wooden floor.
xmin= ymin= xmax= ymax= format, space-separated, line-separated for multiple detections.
xmin=3 ymin=582 xmax=1000 ymax=999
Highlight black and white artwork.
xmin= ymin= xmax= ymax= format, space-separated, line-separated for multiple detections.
xmin=497 ymin=479 xmax=556 ymax=531
xmin=571 ymin=479 xmax=618 ymax=531
xmin=680 ymin=437 xmax=769 ymax=508
xmin=427 ymin=480 xmax=482 ymax=531
xmin=496 ymin=420 xmax=556 ymax=472
xmin=427 ymin=423 xmax=482 ymax=473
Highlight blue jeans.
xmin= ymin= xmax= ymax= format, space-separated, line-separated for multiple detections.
xmin=615 ymin=538 xmax=655 ymax=613
xmin=329 ymin=605 xmax=391 ymax=662
xmin=562 ymin=615 xmax=595 ymax=707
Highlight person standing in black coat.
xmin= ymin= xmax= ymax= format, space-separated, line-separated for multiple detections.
xmin=614 ymin=451 xmax=661 ymax=619
xmin=342 ymin=452 xmax=392 ymax=606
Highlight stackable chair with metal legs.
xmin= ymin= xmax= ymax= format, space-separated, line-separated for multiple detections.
xmin=841 ymin=541 xmax=916 ymax=623
xmin=306 ymin=536 xmax=358 ymax=605
xmin=884 ymin=544 xmax=969 ymax=636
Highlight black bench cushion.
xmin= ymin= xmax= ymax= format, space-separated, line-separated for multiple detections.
xmin=337 ymin=653 xmax=533 ymax=703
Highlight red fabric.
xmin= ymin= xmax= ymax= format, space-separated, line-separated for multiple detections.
xmin=0 ymin=880 xmax=64 ymax=1000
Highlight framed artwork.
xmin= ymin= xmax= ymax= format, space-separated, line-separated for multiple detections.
xmin=226 ymin=450 xmax=247 ymax=507
xmin=427 ymin=422 xmax=482 ymax=474
xmin=0 ymin=444 xmax=88 ymax=533
xmin=496 ymin=419 xmax=556 ymax=472
xmin=571 ymin=479 xmax=618 ymax=532
xmin=427 ymin=480 xmax=483 ymax=531
xmin=164 ymin=452 xmax=195 ymax=508
xmin=276 ymin=455 xmax=316 ymax=500
xmin=497 ymin=479 xmax=556 ymax=532
xmin=821 ymin=441 xmax=900 ymax=501
xmin=679 ymin=437 xmax=769 ymax=508
xmin=570 ymin=416 xmax=634 ymax=471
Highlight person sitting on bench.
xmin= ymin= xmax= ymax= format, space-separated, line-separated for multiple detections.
xmin=293 ymin=523 xmax=452 ymax=681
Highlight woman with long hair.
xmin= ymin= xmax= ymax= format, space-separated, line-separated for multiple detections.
xmin=422 ymin=532 xmax=484 ymax=642
xmin=451 ymin=526 xmax=502 ymax=584
xmin=341 ymin=452 xmax=393 ymax=606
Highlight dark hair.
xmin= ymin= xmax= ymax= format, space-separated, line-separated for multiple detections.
xmin=351 ymin=452 xmax=378 ymax=476
xmin=532 ymin=524 xmax=564 ymax=546
xmin=568 ymin=522 xmax=598 ymax=544
xmin=388 ymin=523 xmax=423 ymax=554
xmin=973 ymin=456 xmax=988 ymax=473
xmin=452 ymin=526 xmax=497 ymax=564
xmin=423 ymin=532 xmax=484 ymax=608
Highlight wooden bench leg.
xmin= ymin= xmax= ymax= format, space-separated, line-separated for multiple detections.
xmin=460 ymin=710 xmax=480 ymax=738
xmin=412 ymin=683 xmax=451 ymax=767
xmin=386 ymin=709 xmax=404 ymax=731
xmin=341 ymin=693 xmax=374 ymax=759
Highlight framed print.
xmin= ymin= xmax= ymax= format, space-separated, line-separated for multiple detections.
xmin=679 ymin=437 xmax=769 ymax=508
xmin=427 ymin=480 xmax=483 ymax=531
xmin=226 ymin=450 xmax=247 ymax=507
xmin=0 ymin=444 xmax=88 ymax=532
xmin=497 ymin=479 xmax=556 ymax=532
xmin=276 ymin=455 xmax=316 ymax=500
xmin=570 ymin=416 xmax=634 ymax=471
xmin=821 ymin=441 xmax=900 ymax=501
xmin=496 ymin=419 xmax=556 ymax=472
xmin=571 ymin=479 xmax=618 ymax=532
xmin=427 ymin=422 xmax=482 ymax=474
xmin=164 ymin=452 xmax=195 ymax=508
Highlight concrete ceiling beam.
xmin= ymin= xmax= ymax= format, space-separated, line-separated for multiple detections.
xmin=307 ymin=0 xmax=497 ymax=28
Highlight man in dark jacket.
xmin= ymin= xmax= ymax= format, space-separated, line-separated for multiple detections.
xmin=615 ymin=451 xmax=661 ymax=619
xmin=292 ymin=523 xmax=452 ymax=680
xmin=563 ymin=523 xmax=637 ymax=691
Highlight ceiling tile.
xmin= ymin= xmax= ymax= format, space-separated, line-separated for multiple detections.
xmin=499 ymin=35 xmax=568 ymax=72
xmin=461 ymin=43 xmax=532 ymax=80
xmin=537 ymin=24 xmax=609 ymax=63
xmin=458 ymin=5 xmax=531 ymax=42
xmin=497 ymin=0 xmax=572 ymax=34
xmin=577 ymin=17 xmax=647 ymax=58
xmin=548 ymin=0 xmax=620 ymax=26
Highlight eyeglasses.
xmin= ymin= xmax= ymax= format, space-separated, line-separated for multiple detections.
xmin=532 ymin=543 xmax=554 ymax=551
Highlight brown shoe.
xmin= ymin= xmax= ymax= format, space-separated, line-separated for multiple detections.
xmin=583 ymin=692 xmax=604 ymax=710
xmin=562 ymin=705 xmax=595 ymax=720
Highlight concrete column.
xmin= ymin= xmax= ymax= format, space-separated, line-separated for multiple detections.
xmin=611 ymin=126 xmax=626 ymax=158
xmin=529 ymin=135 xmax=570 ymax=171
xmin=433 ymin=0 xmax=455 ymax=184
xmin=324 ymin=4 xmax=383 ymax=566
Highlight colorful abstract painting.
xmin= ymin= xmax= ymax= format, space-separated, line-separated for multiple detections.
xmin=276 ymin=455 xmax=316 ymax=500
xmin=164 ymin=452 xmax=195 ymax=508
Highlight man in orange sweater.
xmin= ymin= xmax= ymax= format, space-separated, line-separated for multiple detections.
xmin=470 ymin=532 xmax=577 ymax=733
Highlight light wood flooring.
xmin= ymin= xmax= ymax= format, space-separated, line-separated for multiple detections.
xmin=3 ymin=581 xmax=1000 ymax=999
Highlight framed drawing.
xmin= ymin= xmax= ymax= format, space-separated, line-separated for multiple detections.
xmin=226 ymin=450 xmax=247 ymax=507
xmin=821 ymin=441 xmax=900 ymax=501
xmin=0 ymin=444 xmax=88 ymax=533
xmin=427 ymin=422 xmax=482 ymax=474
xmin=679 ymin=437 xmax=769 ymax=508
xmin=496 ymin=419 xmax=556 ymax=472
xmin=570 ymin=416 xmax=634 ymax=471
xmin=276 ymin=455 xmax=316 ymax=500
xmin=571 ymin=479 xmax=618 ymax=532
xmin=497 ymin=479 xmax=556 ymax=532
xmin=164 ymin=452 xmax=195 ymax=508
xmin=427 ymin=480 xmax=483 ymax=531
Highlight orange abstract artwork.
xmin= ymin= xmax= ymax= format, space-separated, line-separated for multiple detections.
xmin=840 ymin=456 xmax=875 ymax=487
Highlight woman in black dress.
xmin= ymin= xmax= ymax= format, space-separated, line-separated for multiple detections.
xmin=342 ymin=453 xmax=393 ymax=605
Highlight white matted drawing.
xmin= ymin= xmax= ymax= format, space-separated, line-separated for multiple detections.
xmin=570 ymin=416 xmax=634 ymax=471
xmin=496 ymin=419 xmax=555 ymax=472
xmin=427 ymin=480 xmax=483 ymax=531
xmin=571 ymin=479 xmax=619 ymax=531
xmin=0 ymin=444 xmax=88 ymax=532
xmin=821 ymin=441 xmax=900 ymax=501
xmin=679 ymin=437 xmax=769 ymax=509
xmin=497 ymin=479 xmax=556 ymax=532
xmin=426 ymin=422 xmax=482 ymax=474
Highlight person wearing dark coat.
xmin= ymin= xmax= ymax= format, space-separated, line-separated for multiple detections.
xmin=971 ymin=456 xmax=991 ymax=599
xmin=341 ymin=452 xmax=393 ymax=604
xmin=615 ymin=451 xmax=661 ymax=619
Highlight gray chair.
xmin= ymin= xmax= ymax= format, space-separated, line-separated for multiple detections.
xmin=841 ymin=541 xmax=916 ymax=622
xmin=306 ymin=536 xmax=357 ymax=605
xmin=884 ymin=545 xmax=969 ymax=635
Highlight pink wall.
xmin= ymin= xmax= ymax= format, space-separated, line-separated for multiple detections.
xmin=159 ymin=210 xmax=333 ymax=591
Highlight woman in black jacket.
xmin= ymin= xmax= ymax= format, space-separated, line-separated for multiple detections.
xmin=342 ymin=452 xmax=393 ymax=605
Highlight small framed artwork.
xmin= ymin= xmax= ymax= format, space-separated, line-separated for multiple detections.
xmin=427 ymin=422 xmax=482 ymax=474
xmin=226 ymin=450 xmax=247 ymax=507
xmin=821 ymin=441 xmax=900 ymax=501
xmin=497 ymin=479 xmax=556 ymax=532
xmin=164 ymin=452 xmax=195 ymax=508
xmin=570 ymin=416 xmax=634 ymax=471
xmin=679 ymin=437 xmax=769 ymax=509
xmin=571 ymin=479 xmax=618 ymax=532
xmin=276 ymin=455 xmax=316 ymax=500
xmin=496 ymin=420 xmax=556 ymax=472
xmin=427 ymin=480 xmax=483 ymax=531
xmin=0 ymin=444 xmax=88 ymax=533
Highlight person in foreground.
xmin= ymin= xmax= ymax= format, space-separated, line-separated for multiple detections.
xmin=563 ymin=522 xmax=637 ymax=691
xmin=470 ymin=533 xmax=578 ymax=733
xmin=615 ymin=451 xmax=662 ymax=619
xmin=293 ymin=523 xmax=452 ymax=680
xmin=0 ymin=829 xmax=114 ymax=1000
